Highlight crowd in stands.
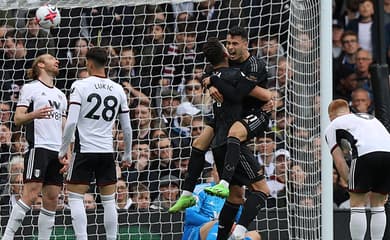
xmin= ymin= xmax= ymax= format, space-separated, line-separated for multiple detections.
xmin=0 ymin=0 xmax=380 ymax=223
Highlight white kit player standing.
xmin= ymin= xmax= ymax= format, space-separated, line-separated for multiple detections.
xmin=3 ymin=54 xmax=67 ymax=240
xmin=58 ymin=47 xmax=132 ymax=240
xmin=325 ymin=99 xmax=390 ymax=240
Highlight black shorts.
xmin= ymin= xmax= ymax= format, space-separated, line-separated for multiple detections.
xmin=66 ymin=152 xmax=117 ymax=186
xmin=212 ymin=144 xmax=264 ymax=187
xmin=240 ymin=111 xmax=269 ymax=139
xmin=24 ymin=147 xmax=63 ymax=186
xmin=349 ymin=151 xmax=390 ymax=194
xmin=205 ymin=111 xmax=269 ymax=139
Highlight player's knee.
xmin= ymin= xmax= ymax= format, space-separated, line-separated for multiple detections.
xmin=251 ymin=180 xmax=270 ymax=196
xmin=192 ymin=138 xmax=207 ymax=151
xmin=228 ymin=122 xmax=247 ymax=141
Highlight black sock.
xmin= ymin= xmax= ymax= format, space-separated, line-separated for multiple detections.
xmin=182 ymin=147 xmax=206 ymax=192
xmin=217 ymin=201 xmax=241 ymax=240
xmin=237 ymin=191 xmax=267 ymax=228
xmin=221 ymin=136 xmax=241 ymax=183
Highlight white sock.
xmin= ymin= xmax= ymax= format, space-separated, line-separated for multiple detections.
xmin=38 ymin=207 xmax=56 ymax=240
xmin=231 ymin=224 xmax=247 ymax=239
xmin=3 ymin=199 xmax=30 ymax=240
xmin=370 ymin=206 xmax=386 ymax=240
xmin=350 ymin=207 xmax=367 ymax=240
xmin=101 ymin=194 xmax=117 ymax=240
xmin=181 ymin=190 xmax=193 ymax=197
xmin=68 ymin=192 xmax=87 ymax=240
xmin=219 ymin=179 xmax=230 ymax=189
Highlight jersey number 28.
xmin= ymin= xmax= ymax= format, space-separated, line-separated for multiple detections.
xmin=85 ymin=93 xmax=118 ymax=121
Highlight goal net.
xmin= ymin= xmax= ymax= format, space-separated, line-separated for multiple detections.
xmin=0 ymin=0 xmax=321 ymax=239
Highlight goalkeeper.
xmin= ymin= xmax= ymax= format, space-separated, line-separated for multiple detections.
xmin=183 ymin=166 xmax=261 ymax=240
xmin=169 ymin=26 xmax=271 ymax=213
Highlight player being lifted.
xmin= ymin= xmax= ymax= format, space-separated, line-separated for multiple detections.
xmin=2 ymin=54 xmax=68 ymax=240
xmin=198 ymin=37 xmax=270 ymax=240
xmin=325 ymin=99 xmax=390 ymax=240
xmin=169 ymin=26 xmax=271 ymax=213
xmin=58 ymin=47 xmax=132 ymax=240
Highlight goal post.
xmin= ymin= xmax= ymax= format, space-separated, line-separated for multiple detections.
xmin=0 ymin=1 xmax=327 ymax=239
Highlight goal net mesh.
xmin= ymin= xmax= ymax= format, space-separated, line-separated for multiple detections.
xmin=0 ymin=0 xmax=321 ymax=239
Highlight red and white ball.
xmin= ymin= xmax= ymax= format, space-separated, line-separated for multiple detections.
xmin=35 ymin=4 xmax=61 ymax=29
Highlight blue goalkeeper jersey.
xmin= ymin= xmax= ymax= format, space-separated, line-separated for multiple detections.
xmin=182 ymin=182 xmax=243 ymax=240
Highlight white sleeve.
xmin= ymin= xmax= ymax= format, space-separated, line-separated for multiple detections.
xmin=69 ymin=83 xmax=82 ymax=105
xmin=324 ymin=124 xmax=337 ymax=153
xmin=59 ymin=104 xmax=81 ymax=157
xmin=119 ymin=112 xmax=132 ymax=162
xmin=17 ymin=84 xmax=33 ymax=107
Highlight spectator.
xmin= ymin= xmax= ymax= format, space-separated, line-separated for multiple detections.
xmin=1 ymin=30 xmax=31 ymax=101
xmin=159 ymin=88 xmax=182 ymax=130
xmin=150 ymin=175 xmax=180 ymax=210
xmin=334 ymin=30 xmax=360 ymax=80
xmin=332 ymin=20 xmax=344 ymax=59
xmin=0 ymin=102 xmax=11 ymax=125
xmin=346 ymin=0 xmax=375 ymax=54
xmin=350 ymin=87 xmax=372 ymax=114
xmin=160 ymin=21 xmax=197 ymax=87
xmin=354 ymin=49 xmax=373 ymax=93
xmin=115 ymin=179 xmax=132 ymax=210
xmin=189 ymin=115 xmax=204 ymax=139
xmin=268 ymin=57 xmax=292 ymax=92
xmin=252 ymin=132 xmax=277 ymax=178
xmin=183 ymin=78 xmax=212 ymax=115
xmin=334 ymin=66 xmax=358 ymax=101
xmin=11 ymin=132 xmax=26 ymax=156
xmin=173 ymin=147 xmax=191 ymax=179
xmin=8 ymin=155 xmax=24 ymax=176
xmin=23 ymin=10 xmax=56 ymax=57
xmin=0 ymin=173 xmax=23 ymax=207
xmin=130 ymin=183 xmax=151 ymax=210
xmin=257 ymin=35 xmax=284 ymax=78
xmin=267 ymin=149 xmax=291 ymax=204
xmin=131 ymin=101 xmax=156 ymax=142
xmin=84 ymin=193 xmax=97 ymax=210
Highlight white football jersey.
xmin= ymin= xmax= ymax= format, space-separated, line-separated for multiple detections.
xmin=325 ymin=113 xmax=390 ymax=158
xmin=17 ymin=80 xmax=67 ymax=151
xmin=69 ymin=76 xmax=129 ymax=153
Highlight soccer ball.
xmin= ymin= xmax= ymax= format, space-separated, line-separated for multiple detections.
xmin=35 ymin=4 xmax=61 ymax=29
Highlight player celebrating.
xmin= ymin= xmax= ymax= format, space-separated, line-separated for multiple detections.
xmin=325 ymin=99 xmax=390 ymax=240
xmin=58 ymin=47 xmax=132 ymax=240
xmin=2 ymin=54 xmax=67 ymax=240
xmin=169 ymin=26 xmax=271 ymax=213
xmin=197 ymin=37 xmax=269 ymax=240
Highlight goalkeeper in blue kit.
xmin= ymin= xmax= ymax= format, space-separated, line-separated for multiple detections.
xmin=183 ymin=167 xmax=261 ymax=240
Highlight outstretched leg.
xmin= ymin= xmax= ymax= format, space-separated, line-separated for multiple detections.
xmin=169 ymin=126 xmax=214 ymax=213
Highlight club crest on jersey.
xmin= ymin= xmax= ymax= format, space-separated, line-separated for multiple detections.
xmin=34 ymin=169 xmax=40 ymax=178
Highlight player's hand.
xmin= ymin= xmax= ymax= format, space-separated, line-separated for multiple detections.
xmin=202 ymin=76 xmax=211 ymax=88
xmin=121 ymin=160 xmax=132 ymax=169
xmin=33 ymin=106 xmax=53 ymax=119
xmin=209 ymin=86 xmax=224 ymax=103
xmin=262 ymin=99 xmax=274 ymax=113
xmin=58 ymin=152 xmax=69 ymax=174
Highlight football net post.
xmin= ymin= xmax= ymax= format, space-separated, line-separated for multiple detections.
xmin=0 ymin=1 xmax=323 ymax=239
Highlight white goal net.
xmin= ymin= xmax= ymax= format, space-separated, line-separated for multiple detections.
xmin=0 ymin=0 xmax=321 ymax=239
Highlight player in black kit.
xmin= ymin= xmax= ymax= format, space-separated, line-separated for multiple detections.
xmin=169 ymin=27 xmax=271 ymax=215
xmin=205 ymin=37 xmax=270 ymax=240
